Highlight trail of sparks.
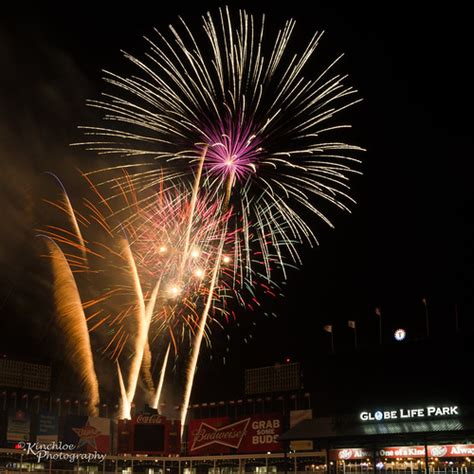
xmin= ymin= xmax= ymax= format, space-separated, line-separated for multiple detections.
xmin=180 ymin=227 xmax=226 ymax=436
xmin=41 ymin=175 xmax=282 ymax=420
xmin=44 ymin=239 xmax=99 ymax=416
xmin=180 ymin=146 xmax=208 ymax=275
xmin=45 ymin=172 xmax=89 ymax=263
xmin=120 ymin=238 xmax=147 ymax=407
xmin=151 ymin=343 xmax=170 ymax=411
xmin=117 ymin=361 xmax=131 ymax=420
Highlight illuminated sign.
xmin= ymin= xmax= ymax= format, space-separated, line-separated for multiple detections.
xmin=331 ymin=445 xmax=474 ymax=460
xmin=188 ymin=414 xmax=283 ymax=454
xmin=359 ymin=405 xmax=459 ymax=422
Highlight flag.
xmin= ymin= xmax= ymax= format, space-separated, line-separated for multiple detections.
xmin=348 ymin=320 xmax=356 ymax=329
xmin=323 ymin=325 xmax=332 ymax=333
xmin=422 ymin=297 xmax=427 ymax=306
xmin=375 ymin=307 xmax=381 ymax=316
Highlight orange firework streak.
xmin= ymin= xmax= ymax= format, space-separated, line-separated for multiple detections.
xmin=40 ymin=171 xmax=250 ymax=419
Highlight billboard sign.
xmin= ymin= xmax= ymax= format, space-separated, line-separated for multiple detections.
xmin=380 ymin=445 xmax=474 ymax=458
xmin=36 ymin=414 xmax=59 ymax=444
xmin=379 ymin=446 xmax=426 ymax=458
xmin=188 ymin=414 xmax=283 ymax=454
xmin=239 ymin=415 xmax=283 ymax=453
xmin=331 ymin=448 xmax=371 ymax=460
xmin=188 ymin=417 xmax=233 ymax=455
xmin=430 ymin=445 xmax=474 ymax=457
xmin=289 ymin=410 xmax=313 ymax=452
xmin=117 ymin=414 xmax=180 ymax=455
xmin=331 ymin=445 xmax=474 ymax=460
xmin=7 ymin=411 xmax=30 ymax=443
xmin=133 ymin=414 xmax=165 ymax=454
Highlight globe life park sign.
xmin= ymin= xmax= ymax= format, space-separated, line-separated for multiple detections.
xmin=359 ymin=405 xmax=459 ymax=422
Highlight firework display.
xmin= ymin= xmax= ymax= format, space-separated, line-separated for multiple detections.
xmin=41 ymin=7 xmax=361 ymax=430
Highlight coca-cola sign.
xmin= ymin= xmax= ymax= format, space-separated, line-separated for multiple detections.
xmin=135 ymin=414 xmax=164 ymax=424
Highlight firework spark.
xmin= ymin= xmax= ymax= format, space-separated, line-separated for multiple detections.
xmin=44 ymin=239 xmax=99 ymax=416
xmin=41 ymin=175 xmax=274 ymax=419
xmin=79 ymin=7 xmax=363 ymax=283
xmin=46 ymin=8 xmax=362 ymax=425
xmin=151 ymin=343 xmax=170 ymax=411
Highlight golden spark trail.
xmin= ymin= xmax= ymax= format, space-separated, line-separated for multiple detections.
xmin=140 ymin=280 xmax=162 ymax=401
xmin=180 ymin=169 xmax=235 ymax=435
xmin=120 ymin=239 xmax=147 ymax=407
xmin=151 ymin=343 xmax=170 ymax=411
xmin=45 ymin=172 xmax=88 ymax=262
xmin=46 ymin=240 xmax=99 ymax=416
xmin=180 ymin=145 xmax=208 ymax=274
xmin=121 ymin=235 xmax=162 ymax=419
xmin=117 ymin=361 xmax=131 ymax=420
xmin=180 ymin=227 xmax=226 ymax=435
xmin=62 ymin=192 xmax=88 ymax=263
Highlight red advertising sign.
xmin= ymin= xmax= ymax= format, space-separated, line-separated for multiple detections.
xmin=188 ymin=417 xmax=234 ymax=455
xmin=188 ymin=415 xmax=283 ymax=455
xmin=118 ymin=415 xmax=180 ymax=455
xmin=330 ymin=448 xmax=371 ymax=460
xmin=428 ymin=445 xmax=474 ymax=458
xmin=117 ymin=419 xmax=132 ymax=454
xmin=331 ymin=445 xmax=474 ymax=461
xmin=380 ymin=445 xmax=474 ymax=458
xmin=379 ymin=446 xmax=426 ymax=458
xmin=239 ymin=415 xmax=283 ymax=453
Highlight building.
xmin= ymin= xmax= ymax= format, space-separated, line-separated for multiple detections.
xmin=281 ymin=402 xmax=474 ymax=474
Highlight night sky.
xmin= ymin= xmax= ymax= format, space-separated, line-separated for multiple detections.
xmin=1 ymin=2 xmax=473 ymax=412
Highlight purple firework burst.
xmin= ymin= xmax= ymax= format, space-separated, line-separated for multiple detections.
xmin=201 ymin=113 xmax=262 ymax=181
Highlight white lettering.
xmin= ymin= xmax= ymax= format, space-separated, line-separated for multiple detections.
xmin=361 ymin=406 xmax=459 ymax=422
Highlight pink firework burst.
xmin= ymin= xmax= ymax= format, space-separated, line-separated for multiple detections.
xmin=201 ymin=113 xmax=262 ymax=181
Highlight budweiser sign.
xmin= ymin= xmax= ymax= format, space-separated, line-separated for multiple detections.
xmin=191 ymin=418 xmax=250 ymax=451
xmin=189 ymin=415 xmax=284 ymax=454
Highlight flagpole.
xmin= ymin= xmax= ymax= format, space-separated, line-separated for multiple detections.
xmin=379 ymin=313 xmax=382 ymax=345
xmin=324 ymin=325 xmax=334 ymax=353
xmin=375 ymin=307 xmax=382 ymax=345
xmin=348 ymin=321 xmax=357 ymax=349
xmin=422 ymin=298 xmax=429 ymax=337
xmin=454 ymin=304 xmax=459 ymax=332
